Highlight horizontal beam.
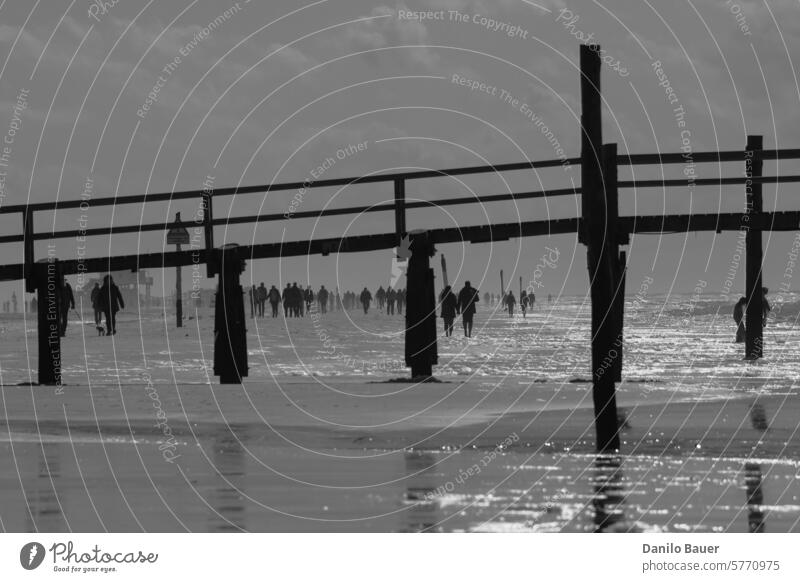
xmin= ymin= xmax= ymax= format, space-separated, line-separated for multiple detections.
xmin=2 ymin=211 xmax=799 ymax=282
xmin=619 ymin=174 xmax=800 ymax=189
xmin=0 ymin=186 xmax=580 ymax=244
xmin=0 ymin=157 xmax=578 ymax=216
xmin=4 ymin=148 xmax=800 ymax=217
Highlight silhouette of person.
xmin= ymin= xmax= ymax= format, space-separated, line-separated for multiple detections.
xmin=98 ymin=275 xmax=124 ymax=335
xmin=59 ymin=279 xmax=75 ymax=336
xmin=734 ymin=296 xmax=747 ymax=343
xmin=268 ymin=285 xmax=281 ymax=317
xmin=360 ymin=287 xmax=372 ymax=314
xmin=520 ymin=290 xmax=528 ymax=317
xmin=90 ymin=282 xmax=102 ymax=325
xmin=504 ymin=291 xmax=516 ymax=317
xmin=458 ymin=281 xmax=479 ymax=337
xmin=761 ymin=287 xmax=771 ymax=327
xmin=257 ymin=282 xmax=267 ymax=317
xmin=440 ymin=285 xmax=458 ymax=337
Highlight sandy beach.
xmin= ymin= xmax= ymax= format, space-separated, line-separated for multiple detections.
xmin=2 ymin=296 xmax=799 ymax=532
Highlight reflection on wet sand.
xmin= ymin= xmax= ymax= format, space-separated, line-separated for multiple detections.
xmin=25 ymin=443 xmax=67 ymax=532
xmin=208 ymin=426 xmax=247 ymax=532
xmin=592 ymin=455 xmax=627 ymax=532
xmin=745 ymin=402 xmax=768 ymax=533
xmin=401 ymin=451 xmax=441 ymax=532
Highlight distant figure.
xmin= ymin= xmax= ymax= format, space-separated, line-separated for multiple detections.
xmin=396 ymin=288 xmax=405 ymax=315
xmin=520 ymin=290 xmax=528 ymax=317
xmin=762 ymin=287 xmax=771 ymax=327
xmin=31 ymin=297 xmax=38 ymax=313
xmin=90 ymin=282 xmax=102 ymax=325
xmin=458 ymin=281 xmax=480 ymax=338
xmin=440 ymin=285 xmax=458 ymax=337
xmin=317 ymin=285 xmax=329 ymax=314
xmin=334 ymin=289 xmax=340 ymax=311
xmin=282 ymin=284 xmax=291 ymax=317
xmin=98 ymin=275 xmax=124 ymax=335
xmin=529 ymin=291 xmax=536 ymax=309
xmin=376 ymin=286 xmax=386 ymax=311
xmin=734 ymin=297 xmax=747 ymax=343
xmin=504 ymin=291 xmax=516 ymax=317
xmin=59 ymin=279 xmax=75 ymax=336
xmin=304 ymin=286 xmax=314 ymax=313
xmin=249 ymin=285 xmax=255 ymax=318
xmin=291 ymin=283 xmax=302 ymax=317
xmin=11 ymin=291 xmax=17 ymax=313
xmin=386 ymin=286 xmax=396 ymax=315
xmin=268 ymin=285 xmax=281 ymax=317
xmin=257 ymin=282 xmax=267 ymax=318
xmin=360 ymin=287 xmax=372 ymax=314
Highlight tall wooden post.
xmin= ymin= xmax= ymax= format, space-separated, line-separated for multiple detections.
xmin=394 ymin=179 xmax=406 ymax=246
xmin=745 ymin=135 xmax=763 ymax=360
xmin=214 ymin=244 xmax=248 ymax=384
xmin=35 ymin=258 xmax=62 ymax=385
xmin=603 ymin=143 xmax=625 ymax=383
xmin=581 ymin=45 xmax=620 ymax=452
xmin=405 ymin=231 xmax=438 ymax=378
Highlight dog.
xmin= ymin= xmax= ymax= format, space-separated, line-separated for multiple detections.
xmin=96 ymin=326 xmax=106 ymax=336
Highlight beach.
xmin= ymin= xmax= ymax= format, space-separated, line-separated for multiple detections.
xmin=1 ymin=295 xmax=799 ymax=532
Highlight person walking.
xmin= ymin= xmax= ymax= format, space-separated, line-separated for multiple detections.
xmin=386 ymin=287 xmax=396 ymax=315
xmin=268 ymin=285 xmax=281 ymax=317
xmin=360 ymin=287 xmax=372 ymax=314
xmin=317 ymin=285 xmax=329 ymax=314
xmin=504 ymin=291 xmax=516 ymax=317
xmin=59 ymin=279 xmax=76 ymax=336
xmin=396 ymin=288 xmax=405 ymax=315
xmin=257 ymin=282 xmax=267 ymax=317
xmin=440 ymin=285 xmax=458 ymax=337
xmin=458 ymin=281 xmax=479 ymax=338
xmin=282 ymin=284 xmax=292 ymax=317
xmin=90 ymin=282 xmax=102 ymax=325
xmin=734 ymin=296 xmax=747 ymax=343
xmin=520 ymin=290 xmax=528 ymax=317
xmin=98 ymin=275 xmax=124 ymax=335
xmin=304 ymin=286 xmax=314 ymax=314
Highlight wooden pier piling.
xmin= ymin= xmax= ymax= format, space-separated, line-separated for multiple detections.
xmin=213 ymin=244 xmax=248 ymax=384
xmin=581 ymin=45 xmax=621 ymax=452
xmin=35 ymin=259 xmax=62 ymax=386
xmin=405 ymin=231 xmax=438 ymax=378
xmin=745 ymin=135 xmax=764 ymax=360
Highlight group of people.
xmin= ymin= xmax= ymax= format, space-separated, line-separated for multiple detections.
xmin=733 ymin=287 xmax=771 ymax=342
xmin=43 ymin=275 xmax=126 ymax=337
xmin=248 ymin=284 xmax=408 ymax=318
xmin=500 ymin=290 xmax=535 ymax=317
xmin=439 ymin=281 xmax=481 ymax=338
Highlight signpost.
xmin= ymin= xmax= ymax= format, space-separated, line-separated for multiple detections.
xmin=167 ymin=212 xmax=190 ymax=328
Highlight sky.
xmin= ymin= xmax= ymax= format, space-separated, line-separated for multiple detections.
xmin=1 ymin=0 xmax=799 ymax=301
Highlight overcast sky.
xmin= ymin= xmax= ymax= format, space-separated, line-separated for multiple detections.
xmin=1 ymin=0 xmax=799 ymax=301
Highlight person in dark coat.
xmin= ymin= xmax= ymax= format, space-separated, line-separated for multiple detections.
xmin=90 ymin=282 xmax=102 ymax=325
xmin=762 ymin=287 xmax=771 ymax=327
xmin=458 ymin=281 xmax=479 ymax=337
xmin=59 ymin=279 xmax=76 ymax=336
xmin=317 ymin=286 xmax=329 ymax=314
xmin=386 ymin=287 xmax=396 ymax=315
xmin=98 ymin=275 xmax=124 ymax=335
xmin=257 ymin=282 xmax=267 ymax=317
xmin=268 ymin=285 xmax=281 ymax=317
xmin=440 ymin=285 xmax=458 ymax=337
xmin=360 ymin=287 xmax=372 ymax=314
xmin=734 ymin=297 xmax=746 ymax=343
xmin=282 ymin=284 xmax=292 ymax=317
xmin=504 ymin=291 xmax=516 ymax=317
xmin=520 ymin=290 xmax=528 ymax=317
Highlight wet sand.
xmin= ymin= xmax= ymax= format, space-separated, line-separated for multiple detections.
xmin=1 ymin=303 xmax=800 ymax=531
xmin=1 ymin=376 xmax=798 ymax=532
